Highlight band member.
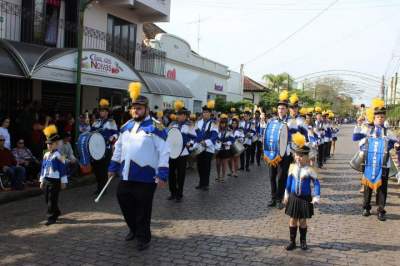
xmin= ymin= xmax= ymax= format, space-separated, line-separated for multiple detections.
xmin=329 ymin=112 xmax=338 ymax=156
xmin=229 ymin=117 xmax=244 ymax=178
xmin=228 ymin=107 xmax=236 ymax=126
xmin=267 ymin=91 xmax=291 ymax=209
xmin=304 ymin=110 xmax=318 ymax=166
xmin=314 ymin=107 xmax=325 ymax=168
xmin=168 ymin=100 xmax=196 ymax=202
xmin=284 ymin=132 xmax=320 ymax=251
xmin=194 ymin=100 xmax=218 ymax=191
xmin=39 ymin=125 xmax=67 ymax=226
xmin=216 ymin=114 xmax=234 ymax=182
xmin=322 ymin=111 xmax=332 ymax=162
xmin=239 ymin=108 xmax=255 ymax=172
xmin=108 ymin=82 xmax=169 ymax=251
xmin=353 ymin=98 xmax=400 ymax=221
xmin=91 ymin=99 xmax=118 ymax=195
xmin=288 ymin=94 xmax=308 ymax=138
xmin=250 ymin=110 xmax=263 ymax=166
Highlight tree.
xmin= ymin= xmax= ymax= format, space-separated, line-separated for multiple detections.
xmin=262 ymin=73 xmax=294 ymax=91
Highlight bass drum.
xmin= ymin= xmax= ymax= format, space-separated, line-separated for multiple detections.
xmin=166 ymin=127 xmax=183 ymax=159
xmin=77 ymin=132 xmax=106 ymax=166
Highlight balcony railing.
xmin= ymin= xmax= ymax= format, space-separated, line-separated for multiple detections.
xmin=0 ymin=0 xmax=166 ymax=76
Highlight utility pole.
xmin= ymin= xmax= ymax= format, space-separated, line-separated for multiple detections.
xmin=381 ymin=75 xmax=385 ymax=104
xmin=75 ymin=0 xmax=95 ymax=141
xmin=313 ymin=86 xmax=317 ymax=100
xmin=240 ymin=64 xmax=244 ymax=98
xmin=197 ymin=14 xmax=201 ymax=54
xmin=393 ymin=72 xmax=398 ymax=104
xmin=390 ymin=77 xmax=394 ymax=105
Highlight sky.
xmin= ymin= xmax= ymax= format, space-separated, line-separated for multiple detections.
xmin=157 ymin=0 xmax=400 ymax=103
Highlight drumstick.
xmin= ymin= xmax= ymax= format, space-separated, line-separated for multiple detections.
xmin=94 ymin=175 xmax=114 ymax=203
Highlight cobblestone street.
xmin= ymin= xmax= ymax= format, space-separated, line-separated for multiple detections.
xmin=1 ymin=125 xmax=400 ymax=266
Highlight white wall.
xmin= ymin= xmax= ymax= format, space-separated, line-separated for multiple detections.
xmin=226 ymin=71 xmax=243 ymax=102
xmin=243 ymin=91 xmax=263 ymax=105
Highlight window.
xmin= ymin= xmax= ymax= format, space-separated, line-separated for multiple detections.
xmin=107 ymin=15 xmax=137 ymax=65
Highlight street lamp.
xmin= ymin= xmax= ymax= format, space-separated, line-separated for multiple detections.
xmin=75 ymin=0 xmax=96 ymax=140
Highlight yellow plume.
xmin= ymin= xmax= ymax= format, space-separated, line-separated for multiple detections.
xmin=207 ymin=100 xmax=215 ymax=110
xmin=328 ymin=112 xmax=334 ymax=118
xmin=174 ymin=100 xmax=184 ymax=111
xmin=371 ymin=98 xmax=384 ymax=109
xmin=156 ymin=111 xmax=164 ymax=118
xmin=299 ymin=107 xmax=307 ymax=116
xmin=233 ymin=115 xmax=239 ymax=120
xmin=43 ymin=125 xmax=58 ymax=138
xmin=128 ymin=82 xmax=142 ymax=101
xmin=307 ymin=107 xmax=314 ymax=114
xmin=230 ymin=107 xmax=236 ymax=112
xmin=366 ymin=108 xmax=374 ymax=123
xmin=272 ymin=107 xmax=277 ymax=112
xmin=220 ymin=113 xmax=228 ymax=119
xmin=289 ymin=93 xmax=299 ymax=105
xmin=292 ymin=132 xmax=306 ymax=148
xmin=99 ymin=99 xmax=109 ymax=108
xmin=190 ymin=114 xmax=197 ymax=120
xmin=315 ymin=106 xmax=322 ymax=113
xmin=244 ymin=107 xmax=251 ymax=113
xmin=279 ymin=90 xmax=289 ymax=101
xmin=169 ymin=114 xmax=177 ymax=121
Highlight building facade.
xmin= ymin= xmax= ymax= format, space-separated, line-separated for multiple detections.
xmin=0 ymin=0 xmax=191 ymax=118
xmin=243 ymin=76 xmax=269 ymax=106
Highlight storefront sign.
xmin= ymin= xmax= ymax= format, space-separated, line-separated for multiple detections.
xmin=47 ymin=50 xmax=140 ymax=81
xmin=214 ymin=84 xmax=223 ymax=91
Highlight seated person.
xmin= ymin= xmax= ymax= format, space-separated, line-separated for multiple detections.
xmin=12 ymin=138 xmax=41 ymax=183
xmin=59 ymin=132 xmax=79 ymax=177
xmin=0 ymin=135 xmax=25 ymax=190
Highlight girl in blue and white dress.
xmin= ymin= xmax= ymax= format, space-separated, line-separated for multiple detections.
xmin=331 ymin=122 xmax=339 ymax=156
xmin=284 ymin=133 xmax=320 ymax=251
xmin=216 ymin=115 xmax=234 ymax=182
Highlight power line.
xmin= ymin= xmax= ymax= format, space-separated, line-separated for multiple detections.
xmin=242 ymin=0 xmax=340 ymax=66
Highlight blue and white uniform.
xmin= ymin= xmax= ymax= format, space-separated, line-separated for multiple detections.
xmin=288 ymin=115 xmax=308 ymax=141
xmin=169 ymin=121 xmax=197 ymax=157
xmin=194 ymin=119 xmax=219 ymax=153
xmin=91 ymin=118 xmax=119 ymax=147
xmin=284 ymin=164 xmax=320 ymax=202
xmin=39 ymin=150 xmax=68 ymax=184
xmin=108 ymin=117 xmax=170 ymax=183
xmin=239 ymin=120 xmax=256 ymax=146
xmin=216 ymin=129 xmax=235 ymax=152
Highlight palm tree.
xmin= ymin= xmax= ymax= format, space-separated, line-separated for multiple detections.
xmin=262 ymin=73 xmax=294 ymax=92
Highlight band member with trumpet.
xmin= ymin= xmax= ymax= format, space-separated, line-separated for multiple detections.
xmin=194 ymin=100 xmax=218 ymax=191
xmin=108 ymin=82 xmax=169 ymax=251
xmin=239 ymin=108 xmax=255 ymax=172
xmin=229 ymin=116 xmax=244 ymax=178
xmin=352 ymin=98 xmax=400 ymax=221
xmin=39 ymin=125 xmax=68 ymax=226
xmin=216 ymin=114 xmax=234 ymax=183
xmin=284 ymin=132 xmax=320 ymax=251
xmin=91 ymin=99 xmax=118 ymax=195
xmin=250 ymin=110 xmax=264 ymax=166
xmin=168 ymin=100 xmax=196 ymax=202
xmin=267 ymin=91 xmax=291 ymax=209
xmin=313 ymin=107 xmax=325 ymax=168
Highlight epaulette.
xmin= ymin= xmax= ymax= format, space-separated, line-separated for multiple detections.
xmin=152 ymin=117 xmax=164 ymax=130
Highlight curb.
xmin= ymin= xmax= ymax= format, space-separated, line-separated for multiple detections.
xmin=0 ymin=174 xmax=96 ymax=205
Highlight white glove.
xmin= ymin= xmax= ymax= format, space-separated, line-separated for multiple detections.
xmin=311 ymin=196 xmax=320 ymax=204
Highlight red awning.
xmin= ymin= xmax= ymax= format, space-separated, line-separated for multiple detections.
xmin=47 ymin=0 xmax=61 ymax=7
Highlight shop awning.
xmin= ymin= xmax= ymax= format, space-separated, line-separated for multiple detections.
xmin=0 ymin=41 xmax=28 ymax=78
xmin=139 ymin=72 xmax=193 ymax=98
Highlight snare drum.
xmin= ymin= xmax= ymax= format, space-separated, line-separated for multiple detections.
xmin=166 ymin=127 xmax=183 ymax=159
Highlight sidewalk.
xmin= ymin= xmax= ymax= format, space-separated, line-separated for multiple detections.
xmin=0 ymin=174 xmax=96 ymax=205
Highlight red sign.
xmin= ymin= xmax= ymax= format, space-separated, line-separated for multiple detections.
xmin=166 ymin=68 xmax=176 ymax=80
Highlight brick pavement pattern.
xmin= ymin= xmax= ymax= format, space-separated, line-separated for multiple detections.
xmin=1 ymin=125 xmax=400 ymax=266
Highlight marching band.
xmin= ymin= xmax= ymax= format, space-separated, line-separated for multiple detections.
xmin=38 ymin=80 xmax=400 ymax=252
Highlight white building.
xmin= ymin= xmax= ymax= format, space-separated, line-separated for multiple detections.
xmin=149 ymin=33 xmax=243 ymax=113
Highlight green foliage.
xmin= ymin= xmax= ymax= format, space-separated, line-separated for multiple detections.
xmin=262 ymin=73 xmax=294 ymax=91
xmin=387 ymin=104 xmax=400 ymax=121
xmin=215 ymin=98 xmax=254 ymax=113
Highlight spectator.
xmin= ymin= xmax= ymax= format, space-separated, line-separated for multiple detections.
xmin=12 ymin=138 xmax=41 ymax=183
xmin=0 ymin=135 xmax=25 ymax=190
xmin=79 ymin=115 xmax=90 ymax=134
xmin=31 ymin=121 xmax=46 ymax=160
xmin=59 ymin=132 xmax=79 ymax=177
xmin=0 ymin=117 xmax=11 ymax=149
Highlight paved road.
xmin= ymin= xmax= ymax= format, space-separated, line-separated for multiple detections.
xmin=1 ymin=125 xmax=400 ymax=266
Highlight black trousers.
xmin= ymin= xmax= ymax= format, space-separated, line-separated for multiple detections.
xmin=250 ymin=141 xmax=263 ymax=165
xmin=197 ymin=151 xmax=213 ymax=187
xmin=363 ymin=169 xmax=389 ymax=214
xmin=92 ymin=150 xmax=112 ymax=192
xmin=317 ymin=144 xmax=324 ymax=167
xmin=169 ymin=156 xmax=188 ymax=198
xmin=117 ymin=181 xmax=157 ymax=243
xmin=326 ymin=141 xmax=332 ymax=158
xmin=45 ymin=178 xmax=61 ymax=221
xmin=268 ymin=155 xmax=291 ymax=202
xmin=240 ymin=144 xmax=252 ymax=170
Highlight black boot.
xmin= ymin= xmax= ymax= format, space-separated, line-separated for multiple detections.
xmin=299 ymin=227 xmax=308 ymax=250
xmin=285 ymin=226 xmax=297 ymax=251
